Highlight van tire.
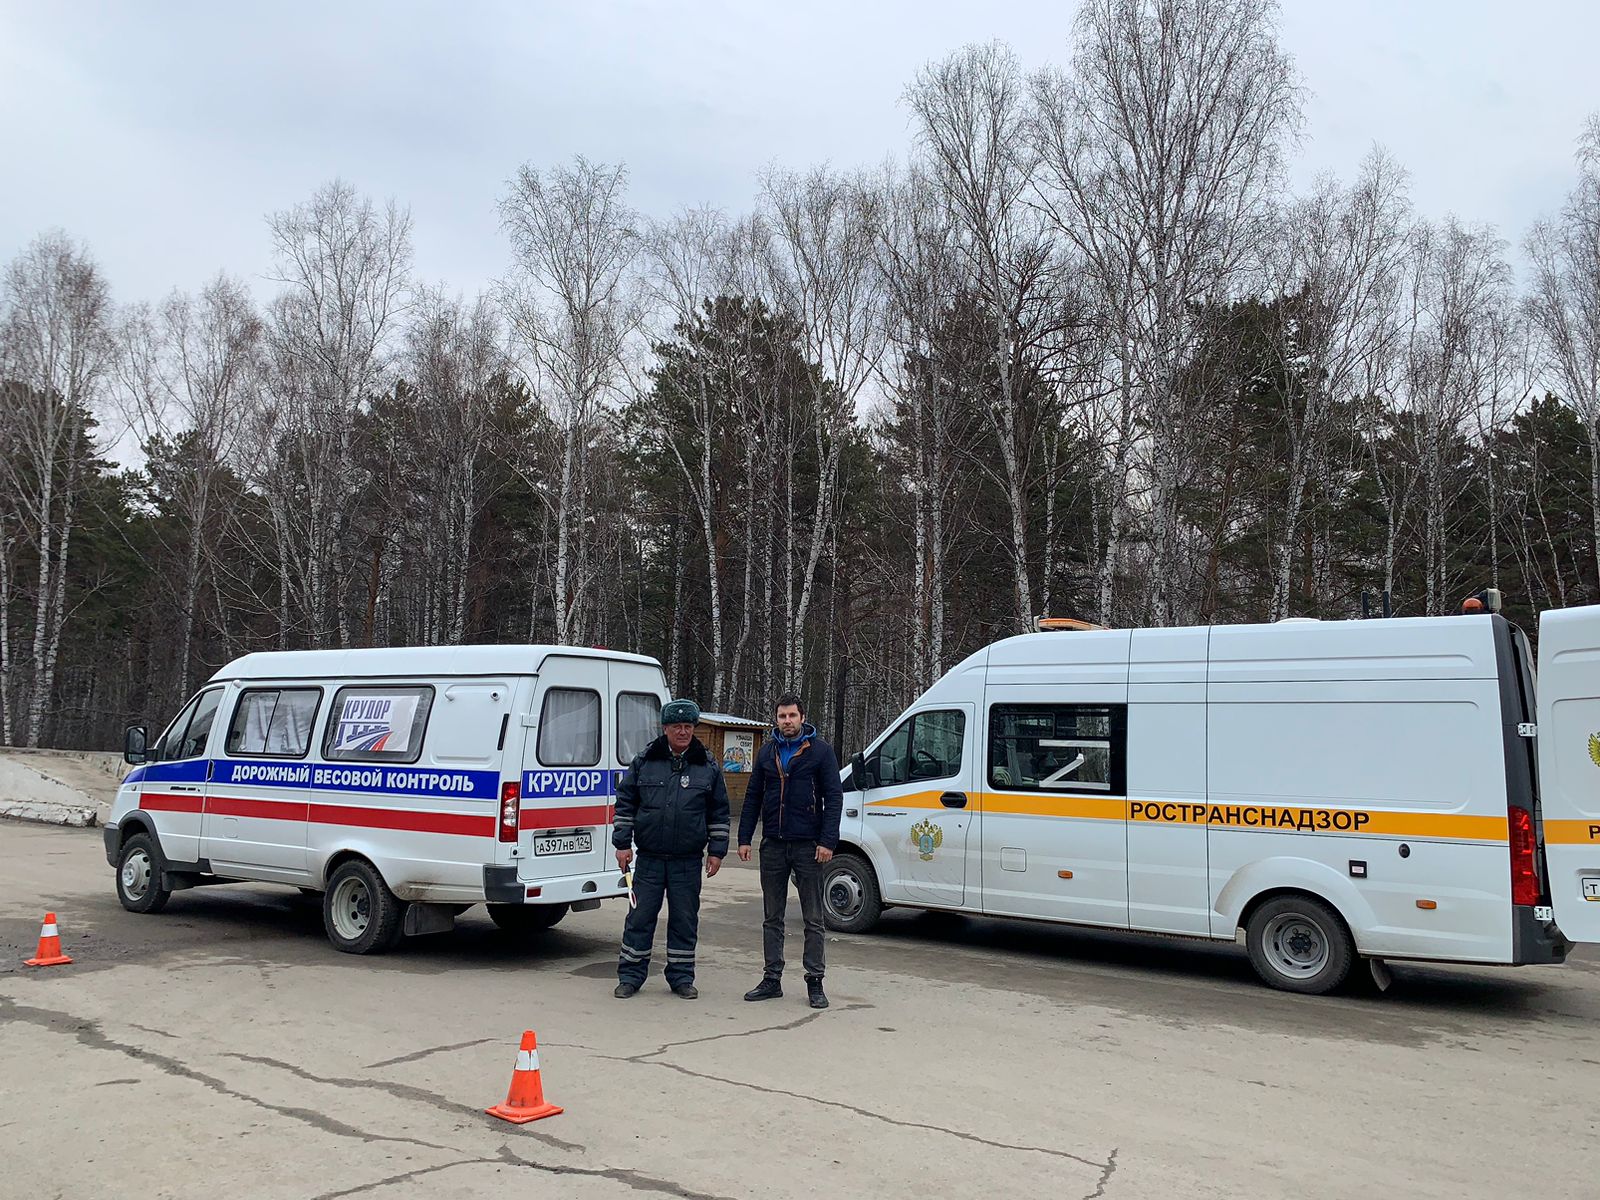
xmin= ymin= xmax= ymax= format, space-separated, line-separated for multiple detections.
xmin=488 ymin=903 xmax=568 ymax=933
xmin=822 ymin=853 xmax=882 ymax=933
xmin=1245 ymin=894 xmax=1354 ymax=994
xmin=116 ymin=833 xmax=171 ymax=914
xmin=323 ymin=860 xmax=405 ymax=955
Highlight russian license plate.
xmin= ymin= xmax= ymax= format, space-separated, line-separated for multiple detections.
xmin=534 ymin=832 xmax=592 ymax=856
xmin=1583 ymin=877 xmax=1600 ymax=902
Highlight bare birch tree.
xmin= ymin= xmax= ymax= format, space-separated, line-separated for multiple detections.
xmin=1398 ymin=218 xmax=1513 ymax=612
xmin=1526 ymin=114 xmax=1600 ymax=583
xmin=500 ymin=157 xmax=642 ymax=645
xmin=1470 ymin=302 xmax=1535 ymax=595
xmin=1260 ymin=149 xmax=1411 ymax=618
xmin=643 ymin=206 xmax=736 ymax=706
xmin=761 ymin=165 xmax=886 ymax=688
xmin=115 ymin=274 xmax=262 ymax=697
xmin=402 ymin=290 xmax=505 ymax=644
xmin=909 ymin=43 xmax=1052 ymax=630
xmin=262 ymin=181 xmax=412 ymax=647
xmin=872 ymin=163 xmax=963 ymax=686
xmin=0 ymin=232 xmax=112 ymax=745
xmin=724 ymin=216 xmax=784 ymax=710
xmin=1032 ymin=0 xmax=1301 ymax=623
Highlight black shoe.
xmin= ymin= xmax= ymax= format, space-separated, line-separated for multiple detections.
xmin=614 ymin=981 xmax=640 ymax=998
xmin=806 ymin=976 xmax=828 ymax=1009
xmin=671 ymin=984 xmax=699 ymax=1000
xmin=744 ymin=978 xmax=783 ymax=1001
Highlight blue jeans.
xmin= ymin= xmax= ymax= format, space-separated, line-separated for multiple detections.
xmin=618 ymin=854 xmax=703 ymax=988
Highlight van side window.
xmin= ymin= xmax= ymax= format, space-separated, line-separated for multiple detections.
xmin=617 ymin=692 xmax=658 ymax=763
xmin=909 ymin=710 xmax=965 ymax=781
xmin=988 ymin=704 xmax=1125 ymax=795
xmin=227 ymin=688 xmax=322 ymax=759
xmin=322 ymin=686 xmax=434 ymax=764
xmin=150 ymin=693 xmax=202 ymax=762
xmin=867 ymin=720 xmax=911 ymax=787
xmin=539 ymin=688 xmax=601 ymax=767
xmin=866 ymin=710 xmax=965 ymax=787
xmin=171 ymin=688 xmax=223 ymax=760
xmin=153 ymin=689 xmax=221 ymax=762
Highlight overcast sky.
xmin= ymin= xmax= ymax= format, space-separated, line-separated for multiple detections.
xmin=2 ymin=1 xmax=1596 ymax=307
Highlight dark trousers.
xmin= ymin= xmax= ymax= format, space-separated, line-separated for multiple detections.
xmin=759 ymin=838 xmax=825 ymax=980
xmin=618 ymin=854 xmax=702 ymax=988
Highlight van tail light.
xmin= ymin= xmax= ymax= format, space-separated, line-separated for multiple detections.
xmin=499 ymin=780 xmax=520 ymax=843
xmin=1509 ymin=804 xmax=1539 ymax=906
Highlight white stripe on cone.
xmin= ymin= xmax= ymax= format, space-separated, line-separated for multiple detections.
xmin=515 ymin=1049 xmax=541 ymax=1073
xmin=40 ymin=924 xmax=58 ymax=937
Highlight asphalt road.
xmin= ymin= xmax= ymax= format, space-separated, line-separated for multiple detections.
xmin=3 ymin=820 xmax=1597 ymax=1199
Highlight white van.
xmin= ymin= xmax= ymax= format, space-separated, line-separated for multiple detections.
xmin=821 ymin=607 xmax=1600 ymax=994
xmin=104 ymin=645 xmax=667 ymax=953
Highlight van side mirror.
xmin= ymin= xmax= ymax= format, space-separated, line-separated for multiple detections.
xmin=850 ymin=751 xmax=868 ymax=791
xmin=124 ymin=725 xmax=148 ymax=765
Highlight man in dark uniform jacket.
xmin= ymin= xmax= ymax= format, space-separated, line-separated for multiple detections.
xmin=613 ymin=698 xmax=730 ymax=999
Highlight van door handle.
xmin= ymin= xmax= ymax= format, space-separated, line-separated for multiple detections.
xmin=169 ymin=784 xmax=201 ymax=793
xmin=940 ymin=792 xmax=967 ymax=809
xmin=845 ymin=807 xmax=859 ymax=818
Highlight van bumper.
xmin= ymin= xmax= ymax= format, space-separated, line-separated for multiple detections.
xmin=103 ymin=825 xmax=119 ymax=867
xmin=483 ymin=865 xmax=523 ymax=904
xmin=482 ymin=863 xmax=627 ymax=906
xmin=1512 ymin=904 xmax=1571 ymax=964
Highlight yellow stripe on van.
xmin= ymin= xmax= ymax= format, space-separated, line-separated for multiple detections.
xmin=865 ymin=792 xmax=1508 ymax=841
xmin=865 ymin=791 xmax=962 ymax=811
xmin=1545 ymin=819 xmax=1600 ymax=845
xmin=978 ymin=793 xmax=1126 ymax=821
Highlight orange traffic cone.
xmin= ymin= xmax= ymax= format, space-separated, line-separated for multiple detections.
xmin=24 ymin=912 xmax=72 ymax=967
xmin=486 ymin=1030 xmax=563 ymax=1124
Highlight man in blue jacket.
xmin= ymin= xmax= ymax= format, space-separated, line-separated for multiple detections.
xmin=736 ymin=693 xmax=843 ymax=1009
xmin=613 ymin=698 xmax=730 ymax=1000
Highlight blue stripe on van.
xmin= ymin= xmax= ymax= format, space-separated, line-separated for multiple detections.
xmin=212 ymin=759 xmax=501 ymax=799
xmin=137 ymin=760 xmax=209 ymax=785
xmin=522 ymin=768 xmax=621 ymax=800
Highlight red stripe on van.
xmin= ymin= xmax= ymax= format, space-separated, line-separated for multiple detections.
xmin=143 ymin=791 xmax=497 ymax=838
xmin=308 ymin=802 xmax=495 ymax=838
xmin=140 ymin=793 xmax=204 ymax=814
xmin=206 ymin=796 xmax=310 ymax=822
xmin=519 ymin=804 xmax=612 ymax=831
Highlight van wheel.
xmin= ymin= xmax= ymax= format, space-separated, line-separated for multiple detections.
xmin=1245 ymin=895 xmax=1354 ymax=994
xmin=323 ymin=860 xmax=405 ymax=954
xmin=822 ymin=854 xmax=882 ymax=933
xmin=117 ymin=833 xmax=171 ymax=914
xmin=488 ymin=903 xmax=568 ymax=933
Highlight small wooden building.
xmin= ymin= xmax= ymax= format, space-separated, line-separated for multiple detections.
xmin=694 ymin=711 xmax=768 ymax=827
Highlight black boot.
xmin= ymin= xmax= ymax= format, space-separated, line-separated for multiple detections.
xmin=614 ymin=981 xmax=640 ymax=998
xmin=806 ymin=976 xmax=828 ymax=1009
xmin=744 ymin=977 xmax=783 ymax=1001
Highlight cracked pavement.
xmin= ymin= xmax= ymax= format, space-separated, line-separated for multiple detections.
xmin=3 ymin=822 xmax=1598 ymax=1198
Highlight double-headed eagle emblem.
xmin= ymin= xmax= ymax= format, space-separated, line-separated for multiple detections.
xmin=910 ymin=817 xmax=944 ymax=862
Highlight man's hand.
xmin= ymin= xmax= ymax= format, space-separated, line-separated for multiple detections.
xmin=738 ymin=844 xmax=752 ymax=862
xmin=706 ymin=855 xmax=722 ymax=878
xmin=616 ymin=848 xmax=633 ymax=872
xmin=815 ymin=845 xmax=834 ymax=864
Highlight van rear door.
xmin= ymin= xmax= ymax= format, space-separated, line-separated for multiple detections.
xmin=1535 ymin=604 xmax=1600 ymax=941
xmin=518 ymin=656 xmax=612 ymax=885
